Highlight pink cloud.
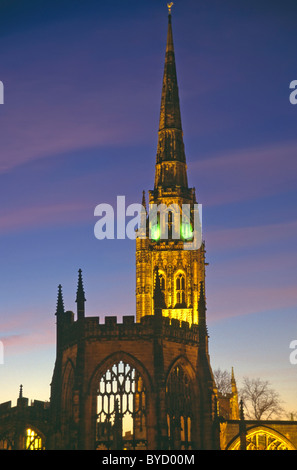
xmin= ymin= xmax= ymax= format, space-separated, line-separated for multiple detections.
xmin=205 ymin=220 xmax=297 ymax=252
xmin=190 ymin=140 xmax=297 ymax=206
xmin=0 ymin=201 xmax=92 ymax=234
xmin=0 ymin=22 xmax=155 ymax=174
xmin=0 ymin=91 xmax=143 ymax=174
xmin=2 ymin=329 xmax=54 ymax=352
xmin=208 ymin=250 xmax=297 ymax=283
xmin=207 ymin=284 xmax=297 ymax=323
xmin=203 ymin=220 xmax=297 ymax=322
xmin=0 ymin=313 xmax=55 ymax=357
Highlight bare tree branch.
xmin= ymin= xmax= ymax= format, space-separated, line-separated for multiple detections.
xmin=213 ymin=368 xmax=231 ymax=396
xmin=240 ymin=377 xmax=285 ymax=420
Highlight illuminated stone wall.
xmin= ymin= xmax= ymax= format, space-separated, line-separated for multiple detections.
xmin=49 ymin=314 xmax=219 ymax=450
xmin=221 ymin=421 xmax=297 ymax=450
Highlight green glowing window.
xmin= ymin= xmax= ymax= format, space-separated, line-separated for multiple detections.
xmin=181 ymin=223 xmax=193 ymax=240
xmin=151 ymin=224 xmax=161 ymax=241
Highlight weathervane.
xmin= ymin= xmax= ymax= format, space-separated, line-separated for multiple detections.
xmin=167 ymin=2 xmax=174 ymax=15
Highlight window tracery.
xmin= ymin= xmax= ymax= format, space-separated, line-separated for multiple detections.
xmin=96 ymin=361 xmax=147 ymax=450
xmin=24 ymin=428 xmax=43 ymax=450
xmin=230 ymin=429 xmax=295 ymax=450
xmin=175 ymin=272 xmax=186 ymax=306
xmin=166 ymin=364 xmax=194 ymax=449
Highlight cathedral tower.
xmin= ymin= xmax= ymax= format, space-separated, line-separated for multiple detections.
xmin=48 ymin=9 xmax=218 ymax=451
xmin=136 ymin=10 xmax=206 ymax=328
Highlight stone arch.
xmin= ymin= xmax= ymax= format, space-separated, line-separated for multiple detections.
xmin=165 ymin=355 xmax=198 ymax=449
xmin=157 ymin=269 xmax=167 ymax=306
xmin=61 ymin=358 xmax=75 ymax=446
xmin=61 ymin=359 xmax=75 ymax=409
xmin=166 ymin=355 xmax=197 ymax=385
xmin=21 ymin=425 xmax=46 ymax=450
xmin=174 ymin=269 xmax=186 ymax=307
xmin=88 ymin=351 xmax=153 ymax=397
xmin=0 ymin=433 xmax=13 ymax=450
xmin=158 ymin=269 xmax=166 ymax=291
xmin=227 ymin=425 xmax=296 ymax=450
xmin=87 ymin=351 xmax=153 ymax=450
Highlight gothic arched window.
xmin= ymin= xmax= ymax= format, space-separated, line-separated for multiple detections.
xmin=61 ymin=361 xmax=75 ymax=448
xmin=96 ymin=361 xmax=147 ymax=451
xmin=0 ymin=437 xmax=13 ymax=450
xmin=23 ymin=428 xmax=43 ymax=450
xmin=159 ymin=273 xmax=166 ymax=292
xmin=166 ymin=365 xmax=194 ymax=450
xmin=175 ymin=273 xmax=186 ymax=306
xmin=229 ymin=428 xmax=295 ymax=450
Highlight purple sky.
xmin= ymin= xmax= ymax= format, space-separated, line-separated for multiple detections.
xmin=0 ymin=0 xmax=297 ymax=413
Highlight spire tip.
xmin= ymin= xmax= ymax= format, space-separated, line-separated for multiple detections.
xmin=167 ymin=2 xmax=174 ymax=15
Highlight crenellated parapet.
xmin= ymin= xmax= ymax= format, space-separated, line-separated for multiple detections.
xmin=58 ymin=313 xmax=202 ymax=350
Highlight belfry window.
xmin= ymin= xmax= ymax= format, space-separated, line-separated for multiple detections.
xmin=96 ymin=361 xmax=147 ymax=450
xmin=175 ymin=273 xmax=186 ymax=305
xmin=166 ymin=365 xmax=194 ymax=450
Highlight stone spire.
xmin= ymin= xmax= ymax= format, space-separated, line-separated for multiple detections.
xmin=231 ymin=367 xmax=237 ymax=393
xmin=230 ymin=367 xmax=240 ymax=420
xmin=76 ymin=269 xmax=86 ymax=320
xmin=154 ymin=10 xmax=188 ymax=190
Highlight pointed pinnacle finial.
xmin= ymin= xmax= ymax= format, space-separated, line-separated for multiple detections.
xmin=76 ymin=269 xmax=86 ymax=320
xmin=231 ymin=367 xmax=238 ymax=394
xmin=142 ymin=190 xmax=147 ymax=213
xmin=56 ymin=284 xmax=65 ymax=315
xmin=153 ymin=266 xmax=166 ymax=311
xmin=19 ymin=384 xmax=23 ymax=399
xmin=198 ymin=281 xmax=206 ymax=308
xmin=240 ymin=399 xmax=245 ymax=420
xmin=76 ymin=269 xmax=86 ymax=302
xmin=167 ymin=2 xmax=174 ymax=15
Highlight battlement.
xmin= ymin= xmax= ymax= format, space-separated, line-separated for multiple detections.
xmin=60 ymin=313 xmax=201 ymax=348
xmin=0 ymin=398 xmax=49 ymax=418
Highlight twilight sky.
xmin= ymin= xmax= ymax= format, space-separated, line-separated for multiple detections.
xmin=0 ymin=0 xmax=297 ymax=413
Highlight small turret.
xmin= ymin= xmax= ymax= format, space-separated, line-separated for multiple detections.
xmin=17 ymin=384 xmax=28 ymax=408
